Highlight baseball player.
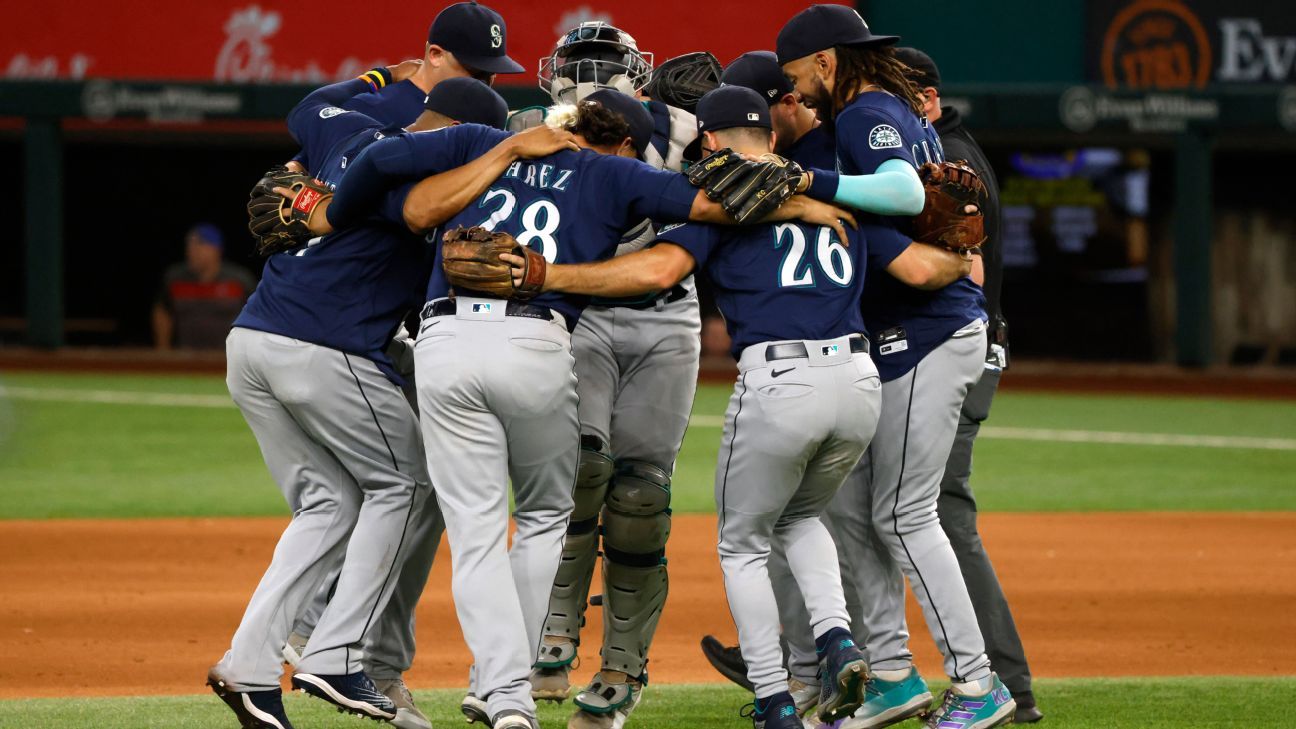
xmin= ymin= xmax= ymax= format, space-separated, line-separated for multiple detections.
xmin=778 ymin=6 xmax=1016 ymax=728
xmin=525 ymin=23 xmax=712 ymax=729
xmin=502 ymin=85 xmax=975 ymax=729
xmin=889 ymin=46 xmax=1040 ymax=724
xmin=312 ymin=89 xmax=849 ymax=729
xmin=210 ymin=69 xmax=568 ymax=729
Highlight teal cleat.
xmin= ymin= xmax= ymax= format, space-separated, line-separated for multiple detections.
xmin=922 ymin=673 xmax=1016 ymax=729
xmin=841 ymin=668 xmax=932 ymax=729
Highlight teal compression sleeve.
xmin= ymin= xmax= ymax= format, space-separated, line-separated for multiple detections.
xmin=830 ymin=158 xmax=924 ymax=216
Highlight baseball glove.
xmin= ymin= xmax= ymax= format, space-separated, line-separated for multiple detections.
xmin=913 ymin=161 xmax=987 ymax=252
xmin=642 ymin=52 xmax=722 ymax=114
xmin=687 ymin=148 xmax=802 ymax=224
xmin=441 ymin=226 xmax=547 ymax=299
xmin=247 ymin=165 xmax=333 ymax=255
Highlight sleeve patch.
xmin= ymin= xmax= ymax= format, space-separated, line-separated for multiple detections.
xmin=868 ymin=124 xmax=902 ymax=149
xmin=319 ymin=107 xmax=351 ymax=119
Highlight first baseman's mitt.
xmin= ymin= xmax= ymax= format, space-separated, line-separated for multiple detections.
xmin=642 ymin=52 xmax=722 ymax=114
xmin=441 ymin=226 xmax=546 ymax=299
xmin=687 ymin=148 xmax=803 ymax=224
xmin=914 ymin=161 xmax=987 ymax=252
xmin=247 ymin=165 xmax=332 ymax=255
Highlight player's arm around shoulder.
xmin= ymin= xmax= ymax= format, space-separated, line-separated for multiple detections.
xmin=505 ymin=242 xmax=695 ymax=297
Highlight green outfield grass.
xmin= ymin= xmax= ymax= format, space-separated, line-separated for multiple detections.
xmin=2 ymin=678 xmax=1294 ymax=728
xmin=1 ymin=371 xmax=1294 ymax=519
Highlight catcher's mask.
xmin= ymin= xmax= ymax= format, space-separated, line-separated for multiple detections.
xmin=540 ymin=21 xmax=653 ymax=104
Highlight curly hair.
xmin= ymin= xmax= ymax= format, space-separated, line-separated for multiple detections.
xmin=832 ymin=44 xmax=924 ymax=116
xmin=545 ymin=100 xmax=631 ymax=148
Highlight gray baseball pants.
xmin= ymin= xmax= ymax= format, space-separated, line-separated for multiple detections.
xmin=716 ymin=337 xmax=881 ymax=699
xmin=830 ymin=320 xmax=991 ymax=682
xmin=414 ymin=298 xmax=579 ymax=719
xmin=217 ymin=327 xmax=428 ymax=691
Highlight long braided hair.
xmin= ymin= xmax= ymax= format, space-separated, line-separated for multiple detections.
xmin=832 ymin=44 xmax=924 ymax=116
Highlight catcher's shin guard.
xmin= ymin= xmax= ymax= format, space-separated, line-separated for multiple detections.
xmin=598 ymin=460 xmax=672 ymax=677
xmin=539 ymin=436 xmax=613 ymax=654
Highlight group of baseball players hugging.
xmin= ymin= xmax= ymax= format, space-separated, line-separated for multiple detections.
xmin=206 ymin=3 xmax=1038 ymax=729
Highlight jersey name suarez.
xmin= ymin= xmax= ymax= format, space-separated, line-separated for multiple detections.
xmin=835 ymin=91 xmax=985 ymax=382
xmin=657 ymin=220 xmax=910 ymax=358
xmin=376 ymin=125 xmax=699 ymax=325
xmin=234 ymin=91 xmax=432 ymax=385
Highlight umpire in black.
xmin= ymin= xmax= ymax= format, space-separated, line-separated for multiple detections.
xmin=892 ymin=48 xmax=1041 ymax=724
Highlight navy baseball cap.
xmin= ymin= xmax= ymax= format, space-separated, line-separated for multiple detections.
xmin=427 ymin=2 xmax=525 ymax=75
xmin=684 ymin=85 xmax=771 ymax=160
xmin=722 ymin=51 xmax=794 ymax=105
xmin=894 ymin=47 xmax=941 ymax=90
xmin=188 ymin=223 xmax=224 ymax=249
xmin=585 ymin=89 xmax=654 ymax=158
xmin=776 ymin=4 xmax=899 ymax=65
xmin=424 ymin=77 xmax=509 ymax=129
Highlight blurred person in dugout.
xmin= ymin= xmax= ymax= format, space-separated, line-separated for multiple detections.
xmin=152 ymin=224 xmax=257 ymax=350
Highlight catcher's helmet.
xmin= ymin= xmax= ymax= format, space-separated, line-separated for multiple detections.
xmin=539 ymin=22 xmax=653 ymax=103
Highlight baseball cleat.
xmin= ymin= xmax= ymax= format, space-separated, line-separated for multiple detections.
xmin=841 ymin=668 xmax=931 ymax=729
xmin=1014 ymin=701 xmax=1044 ymax=724
xmin=700 ymin=635 xmax=754 ymax=692
xmin=816 ymin=632 xmax=869 ymax=723
xmin=743 ymin=691 xmax=802 ymax=729
xmin=461 ymin=692 xmax=492 ymax=725
xmin=922 ymin=673 xmax=1015 ymax=729
xmin=291 ymin=670 xmax=397 ymax=721
xmin=207 ymin=668 xmax=295 ymax=729
xmin=373 ymin=676 xmax=431 ymax=729
xmin=570 ymin=672 xmax=643 ymax=729
xmin=493 ymin=709 xmax=540 ymax=729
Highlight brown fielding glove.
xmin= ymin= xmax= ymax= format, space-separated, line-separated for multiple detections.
xmin=914 ymin=160 xmax=987 ymax=253
xmin=247 ymin=166 xmax=333 ymax=255
xmin=686 ymin=148 xmax=802 ymax=223
xmin=441 ymin=226 xmax=547 ymax=299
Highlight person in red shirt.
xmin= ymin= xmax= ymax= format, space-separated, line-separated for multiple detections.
xmin=152 ymin=223 xmax=256 ymax=350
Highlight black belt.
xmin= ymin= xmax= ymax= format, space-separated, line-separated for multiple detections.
xmin=420 ymin=298 xmax=561 ymax=326
xmin=765 ymin=336 xmax=869 ymax=362
xmin=590 ymin=284 xmax=690 ymax=310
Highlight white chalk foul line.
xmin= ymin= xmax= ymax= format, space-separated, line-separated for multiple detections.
xmin=0 ymin=386 xmax=233 ymax=409
xmin=2 ymin=386 xmax=1292 ymax=451
xmin=688 ymin=415 xmax=1296 ymax=451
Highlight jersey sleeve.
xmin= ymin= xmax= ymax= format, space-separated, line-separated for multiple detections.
xmin=587 ymin=155 xmax=698 ymax=229
xmin=863 ymin=222 xmax=911 ymax=271
xmin=836 ymin=105 xmax=918 ymax=174
xmin=652 ymin=222 xmax=714 ymax=268
xmin=287 ymin=77 xmax=388 ymax=167
xmin=326 ymin=125 xmax=508 ymax=230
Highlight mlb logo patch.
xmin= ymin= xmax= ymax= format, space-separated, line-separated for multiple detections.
xmin=472 ymin=303 xmax=493 ymax=313
xmin=868 ymin=124 xmax=902 ymax=150
xmin=821 ymin=344 xmax=840 ymax=356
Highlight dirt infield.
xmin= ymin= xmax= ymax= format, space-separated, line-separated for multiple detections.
xmin=1 ymin=513 xmax=1293 ymax=699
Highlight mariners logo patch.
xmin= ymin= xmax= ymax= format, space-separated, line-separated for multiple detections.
xmin=319 ymin=107 xmax=350 ymax=119
xmin=868 ymin=124 xmax=902 ymax=150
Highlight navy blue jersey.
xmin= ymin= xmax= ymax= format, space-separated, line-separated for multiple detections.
xmin=335 ymin=125 xmax=700 ymax=326
xmin=296 ymin=79 xmax=426 ymax=171
xmin=234 ymin=81 xmax=433 ymax=384
xmin=835 ymin=91 xmax=986 ymax=382
xmin=658 ymin=221 xmax=906 ymax=358
xmin=785 ymin=123 xmax=836 ymax=171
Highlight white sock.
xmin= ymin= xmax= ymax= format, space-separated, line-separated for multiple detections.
xmin=873 ymin=668 xmax=912 ymax=682
xmin=951 ymin=675 xmax=994 ymax=696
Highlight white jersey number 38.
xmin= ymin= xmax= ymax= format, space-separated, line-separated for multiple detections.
xmin=477 ymin=188 xmax=560 ymax=262
xmin=774 ymin=224 xmax=853 ymax=288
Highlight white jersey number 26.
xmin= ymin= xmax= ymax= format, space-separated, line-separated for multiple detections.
xmin=476 ymin=188 xmax=560 ymax=262
xmin=774 ymin=224 xmax=853 ymax=288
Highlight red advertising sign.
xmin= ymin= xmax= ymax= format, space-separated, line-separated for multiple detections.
xmin=3 ymin=1 xmax=808 ymax=83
